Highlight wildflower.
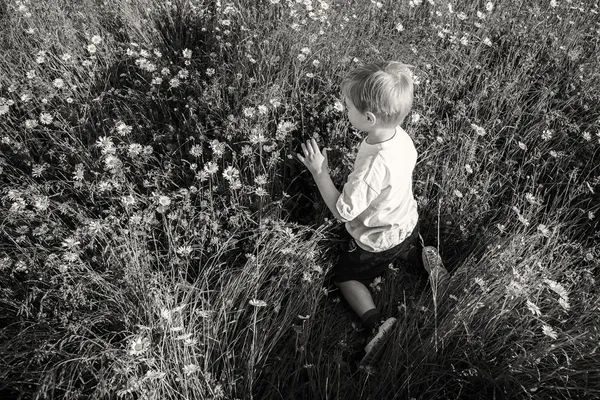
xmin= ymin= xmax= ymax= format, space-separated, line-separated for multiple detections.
xmin=122 ymin=195 xmax=136 ymax=207
xmin=255 ymin=175 xmax=268 ymax=185
xmin=255 ymin=187 xmax=268 ymax=197
xmin=477 ymin=11 xmax=486 ymax=19
xmin=583 ymin=131 xmax=591 ymax=141
xmin=517 ymin=214 xmax=530 ymax=226
xmin=474 ymin=277 xmax=487 ymax=292
xmin=558 ymin=297 xmax=570 ymax=311
xmin=457 ymin=12 xmax=467 ymax=20
xmin=177 ymin=69 xmax=189 ymax=79
xmin=158 ymin=195 xmax=171 ymax=207
xmin=153 ymin=49 xmax=162 ymax=58
xmin=39 ymin=113 xmax=53 ymax=125
xmin=222 ymin=166 xmax=240 ymax=181
xmin=485 ymin=1 xmax=494 ymax=12
xmin=104 ymin=155 xmax=122 ymax=172
xmin=526 ymin=300 xmax=542 ymax=316
xmin=537 ymin=224 xmax=551 ymax=237
xmin=542 ymin=324 xmax=558 ymax=339
xmin=53 ymin=78 xmax=65 ymax=89
xmin=258 ymin=105 xmax=268 ymax=115
xmin=128 ymin=143 xmax=143 ymax=157
xmin=411 ymin=113 xmax=421 ymax=123
xmin=306 ymin=72 xmax=315 ymax=78
xmin=115 ymin=121 xmax=132 ymax=135
xmin=525 ymin=193 xmax=541 ymax=206
xmin=36 ymin=52 xmax=45 ymax=64
xmin=169 ymin=78 xmax=180 ymax=88
xmin=249 ymin=299 xmax=267 ymax=307
xmin=297 ymin=53 xmax=307 ymax=62
xmin=151 ymin=77 xmax=163 ymax=85
xmin=465 ymin=164 xmax=473 ymax=174
xmin=453 ymin=189 xmax=463 ymax=198
xmin=550 ymin=0 xmax=557 ymax=8
xmin=210 ymin=140 xmax=226 ymax=157
xmin=183 ymin=364 xmax=200 ymax=376
xmin=91 ymin=35 xmax=102 ymax=45
xmin=241 ymin=145 xmax=253 ymax=157
xmin=190 ymin=144 xmax=203 ymax=157
xmin=544 ymin=279 xmax=568 ymax=300
xmin=471 ymin=123 xmax=486 ymax=136
xmin=196 ymin=170 xmax=209 ymax=182
xmin=26 ymin=70 xmax=36 ymax=79
xmin=0 ymin=104 xmax=9 ymax=116
xmin=518 ymin=141 xmax=527 ymax=150
xmin=506 ymin=280 xmax=524 ymax=297
xmin=395 ymin=22 xmax=404 ymax=32
xmin=87 ymin=44 xmax=97 ymax=53
xmin=301 ymin=47 xmax=311 ymax=55
xmin=34 ymin=196 xmax=50 ymax=211
xmin=541 ymin=129 xmax=553 ymax=141
xmin=182 ymin=48 xmax=192 ymax=58
xmin=243 ymin=107 xmax=256 ymax=118
xmin=249 ymin=128 xmax=266 ymax=144
xmin=177 ymin=245 xmax=193 ymax=256
xmin=128 ymin=336 xmax=150 ymax=356
xmin=206 ymin=68 xmax=215 ymax=77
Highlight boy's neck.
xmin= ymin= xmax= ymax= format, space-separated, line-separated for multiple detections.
xmin=366 ymin=125 xmax=398 ymax=145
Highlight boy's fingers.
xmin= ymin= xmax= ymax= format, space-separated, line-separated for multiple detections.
xmin=301 ymin=143 xmax=310 ymax=155
xmin=309 ymin=138 xmax=320 ymax=153
xmin=296 ymin=153 xmax=305 ymax=163
xmin=304 ymin=141 xmax=314 ymax=155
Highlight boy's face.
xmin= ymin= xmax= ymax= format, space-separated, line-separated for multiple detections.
xmin=344 ymin=96 xmax=374 ymax=133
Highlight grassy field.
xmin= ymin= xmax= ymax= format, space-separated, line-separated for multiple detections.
xmin=1 ymin=0 xmax=599 ymax=398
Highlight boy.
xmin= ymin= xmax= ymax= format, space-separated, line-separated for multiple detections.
xmin=296 ymin=61 xmax=449 ymax=365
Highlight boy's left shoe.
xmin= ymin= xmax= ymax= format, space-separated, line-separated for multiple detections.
xmin=359 ymin=317 xmax=397 ymax=366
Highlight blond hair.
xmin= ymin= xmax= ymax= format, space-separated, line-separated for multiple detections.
xmin=341 ymin=61 xmax=414 ymax=126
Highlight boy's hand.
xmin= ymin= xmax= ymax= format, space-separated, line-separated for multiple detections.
xmin=297 ymin=138 xmax=329 ymax=176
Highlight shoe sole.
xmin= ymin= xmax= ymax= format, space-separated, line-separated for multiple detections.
xmin=359 ymin=318 xmax=397 ymax=365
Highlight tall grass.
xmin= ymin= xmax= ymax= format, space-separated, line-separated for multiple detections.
xmin=0 ymin=0 xmax=599 ymax=399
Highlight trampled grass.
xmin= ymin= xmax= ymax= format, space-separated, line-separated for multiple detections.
xmin=0 ymin=0 xmax=599 ymax=399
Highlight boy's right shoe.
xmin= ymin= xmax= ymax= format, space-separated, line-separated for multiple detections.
xmin=359 ymin=317 xmax=397 ymax=366
xmin=422 ymin=246 xmax=450 ymax=300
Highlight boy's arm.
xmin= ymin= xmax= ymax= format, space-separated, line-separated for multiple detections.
xmin=313 ymin=171 xmax=344 ymax=221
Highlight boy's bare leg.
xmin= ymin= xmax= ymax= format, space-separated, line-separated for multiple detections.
xmin=335 ymin=280 xmax=377 ymax=317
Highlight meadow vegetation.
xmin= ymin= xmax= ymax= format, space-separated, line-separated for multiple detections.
xmin=0 ymin=0 xmax=599 ymax=399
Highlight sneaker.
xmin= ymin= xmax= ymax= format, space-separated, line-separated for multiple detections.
xmin=359 ymin=317 xmax=397 ymax=365
xmin=422 ymin=246 xmax=450 ymax=299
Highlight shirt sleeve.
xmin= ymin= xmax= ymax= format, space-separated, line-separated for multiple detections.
xmin=335 ymin=155 xmax=386 ymax=222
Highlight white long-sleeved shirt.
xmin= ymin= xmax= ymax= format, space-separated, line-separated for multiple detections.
xmin=335 ymin=125 xmax=419 ymax=252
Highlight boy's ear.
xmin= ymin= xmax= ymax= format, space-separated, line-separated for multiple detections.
xmin=365 ymin=111 xmax=377 ymax=126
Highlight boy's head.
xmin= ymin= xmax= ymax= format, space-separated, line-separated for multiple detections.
xmin=341 ymin=61 xmax=414 ymax=131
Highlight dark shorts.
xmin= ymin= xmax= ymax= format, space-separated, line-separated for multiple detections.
xmin=332 ymin=222 xmax=421 ymax=286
